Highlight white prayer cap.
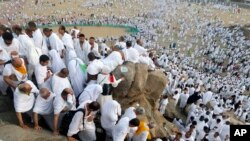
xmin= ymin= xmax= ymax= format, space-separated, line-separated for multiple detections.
xmin=155 ymin=139 xmax=162 ymax=141
xmin=87 ymin=64 xmax=100 ymax=75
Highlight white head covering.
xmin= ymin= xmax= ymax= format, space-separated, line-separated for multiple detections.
xmin=68 ymin=50 xmax=78 ymax=61
xmin=48 ymin=49 xmax=66 ymax=73
xmin=87 ymin=59 xmax=104 ymax=75
xmin=67 ymin=50 xmax=87 ymax=96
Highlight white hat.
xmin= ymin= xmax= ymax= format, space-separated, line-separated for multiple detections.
xmin=87 ymin=63 xmax=100 ymax=75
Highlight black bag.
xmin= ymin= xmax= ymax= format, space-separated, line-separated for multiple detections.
xmin=60 ymin=108 xmax=85 ymax=135
xmin=102 ymin=84 xmax=113 ymax=96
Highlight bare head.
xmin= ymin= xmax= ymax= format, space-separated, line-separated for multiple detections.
xmin=89 ymin=37 xmax=95 ymax=45
xmin=18 ymin=82 xmax=32 ymax=95
xmin=2 ymin=32 xmax=14 ymax=46
xmin=27 ymin=21 xmax=37 ymax=31
xmin=61 ymin=88 xmax=73 ymax=100
xmin=126 ymin=41 xmax=132 ymax=48
xmin=58 ymin=25 xmax=66 ymax=35
xmin=12 ymin=57 xmax=23 ymax=68
xmin=119 ymin=36 xmax=125 ymax=42
xmin=58 ymin=68 xmax=69 ymax=78
xmin=79 ymin=34 xmax=85 ymax=42
xmin=25 ymin=28 xmax=33 ymax=38
xmin=136 ymin=39 xmax=143 ymax=46
xmin=43 ymin=28 xmax=52 ymax=37
xmin=39 ymin=88 xmax=51 ymax=99
xmin=12 ymin=25 xmax=22 ymax=35
xmin=88 ymin=52 xmax=96 ymax=61
xmin=87 ymin=101 xmax=101 ymax=112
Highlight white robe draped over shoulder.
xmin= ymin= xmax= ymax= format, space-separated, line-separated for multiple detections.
xmin=33 ymin=92 xmax=55 ymax=115
xmin=101 ymin=100 xmax=122 ymax=136
xmin=112 ymin=117 xmax=130 ymax=141
xmin=51 ymin=73 xmax=72 ymax=95
xmin=102 ymin=51 xmax=124 ymax=73
xmin=14 ymin=80 xmax=39 ymax=113
xmin=48 ymin=49 xmax=66 ymax=73
xmin=78 ymin=84 xmax=103 ymax=104
xmin=67 ymin=51 xmax=87 ymax=97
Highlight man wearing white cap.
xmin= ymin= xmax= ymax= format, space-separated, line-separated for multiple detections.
xmin=86 ymin=52 xmax=104 ymax=85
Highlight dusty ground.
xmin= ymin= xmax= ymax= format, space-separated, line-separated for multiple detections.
xmin=51 ymin=26 xmax=127 ymax=39
xmin=0 ymin=95 xmax=66 ymax=141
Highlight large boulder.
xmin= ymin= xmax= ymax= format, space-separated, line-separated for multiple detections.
xmin=112 ymin=62 xmax=136 ymax=98
xmin=145 ymin=70 xmax=167 ymax=109
xmin=129 ymin=63 xmax=149 ymax=98
xmin=112 ymin=62 xmax=175 ymax=137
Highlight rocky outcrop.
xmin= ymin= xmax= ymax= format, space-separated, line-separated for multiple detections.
xmin=112 ymin=62 xmax=175 ymax=137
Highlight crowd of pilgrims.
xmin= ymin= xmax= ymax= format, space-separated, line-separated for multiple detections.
xmin=0 ymin=1 xmax=250 ymax=141
xmin=0 ymin=21 xmax=249 ymax=141
xmin=0 ymin=22 xmax=161 ymax=141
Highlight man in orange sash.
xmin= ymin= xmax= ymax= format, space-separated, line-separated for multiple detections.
xmin=2 ymin=57 xmax=28 ymax=91
xmin=133 ymin=121 xmax=153 ymax=141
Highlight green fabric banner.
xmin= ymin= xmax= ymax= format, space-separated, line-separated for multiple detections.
xmin=37 ymin=24 xmax=139 ymax=34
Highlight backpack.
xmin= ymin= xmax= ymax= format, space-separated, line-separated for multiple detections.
xmin=60 ymin=108 xmax=85 ymax=135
